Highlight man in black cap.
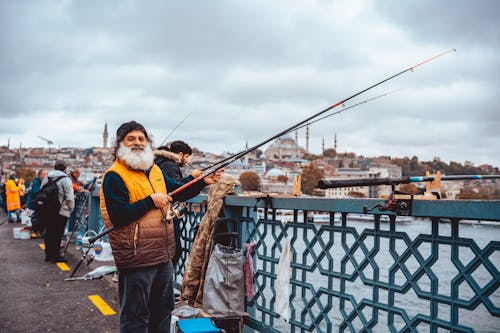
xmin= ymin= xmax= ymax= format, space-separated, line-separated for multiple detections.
xmin=154 ymin=140 xmax=202 ymax=266
xmin=100 ymin=121 xmax=222 ymax=333
xmin=41 ymin=159 xmax=74 ymax=262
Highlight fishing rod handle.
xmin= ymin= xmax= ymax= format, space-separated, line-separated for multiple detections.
xmin=88 ymin=226 xmax=115 ymax=243
xmin=168 ymin=175 xmax=205 ymax=196
xmin=317 ymin=177 xmax=410 ymax=189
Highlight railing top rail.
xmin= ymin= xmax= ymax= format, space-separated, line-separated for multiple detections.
xmin=201 ymin=195 xmax=500 ymax=221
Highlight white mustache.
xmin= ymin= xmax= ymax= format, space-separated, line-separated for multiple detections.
xmin=117 ymin=143 xmax=154 ymax=170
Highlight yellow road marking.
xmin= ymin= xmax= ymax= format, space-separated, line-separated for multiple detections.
xmin=39 ymin=243 xmax=46 ymax=250
xmin=88 ymin=295 xmax=116 ymax=315
xmin=56 ymin=262 xmax=70 ymax=271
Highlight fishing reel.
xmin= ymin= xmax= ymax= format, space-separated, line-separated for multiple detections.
xmin=364 ymin=187 xmax=413 ymax=216
xmin=164 ymin=202 xmax=188 ymax=221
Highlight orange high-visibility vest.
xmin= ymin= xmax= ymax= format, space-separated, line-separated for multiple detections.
xmin=5 ymin=179 xmax=21 ymax=211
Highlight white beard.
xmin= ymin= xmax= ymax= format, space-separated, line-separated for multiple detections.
xmin=116 ymin=142 xmax=155 ymax=171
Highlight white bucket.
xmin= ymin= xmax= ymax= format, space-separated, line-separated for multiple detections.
xmin=13 ymin=227 xmax=31 ymax=240
xmin=92 ymin=242 xmax=114 ymax=262
xmin=19 ymin=228 xmax=31 ymax=239
xmin=13 ymin=227 xmax=22 ymax=239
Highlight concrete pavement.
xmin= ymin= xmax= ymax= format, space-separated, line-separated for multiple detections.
xmin=0 ymin=211 xmax=119 ymax=333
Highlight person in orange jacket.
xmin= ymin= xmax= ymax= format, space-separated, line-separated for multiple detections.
xmin=5 ymin=175 xmax=21 ymax=223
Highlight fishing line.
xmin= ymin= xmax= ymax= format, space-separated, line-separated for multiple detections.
xmin=159 ymin=111 xmax=194 ymax=147
xmin=201 ymin=90 xmax=401 ymax=172
xmin=90 ymin=49 xmax=456 ymax=241
xmin=170 ymin=49 xmax=456 ymax=196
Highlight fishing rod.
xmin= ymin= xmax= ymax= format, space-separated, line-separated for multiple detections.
xmin=317 ymin=174 xmax=499 ymax=215
xmin=198 ymin=49 xmax=455 ymax=175
xmin=168 ymin=49 xmax=456 ymax=199
xmin=318 ymin=174 xmax=500 ymax=189
xmin=200 ymin=90 xmax=400 ymax=172
xmin=88 ymin=49 xmax=456 ymax=243
xmin=159 ymin=111 xmax=194 ymax=147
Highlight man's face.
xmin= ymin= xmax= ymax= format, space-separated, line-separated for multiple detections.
xmin=39 ymin=171 xmax=47 ymax=179
xmin=116 ymin=130 xmax=154 ymax=170
xmin=123 ymin=130 xmax=147 ymax=152
xmin=179 ymin=152 xmax=191 ymax=166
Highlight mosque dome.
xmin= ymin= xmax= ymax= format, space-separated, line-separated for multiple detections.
xmin=266 ymin=168 xmax=285 ymax=177
xmin=264 ymin=135 xmax=305 ymax=160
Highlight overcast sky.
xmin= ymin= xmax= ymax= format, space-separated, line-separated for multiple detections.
xmin=1 ymin=0 xmax=499 ymax=167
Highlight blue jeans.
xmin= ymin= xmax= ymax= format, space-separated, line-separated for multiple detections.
xmin=118 ymin=261 xmax=174 ymax=333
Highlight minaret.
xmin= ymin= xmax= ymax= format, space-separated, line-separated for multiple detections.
xmin=322 ymin=137 xmax=325 ymax=154
xmin=103 ymin=123 xmax=108 ymax=148
xmin=306 ymin=125 xmax=310 ymax=153
xmin=244 ymin=140 xmax=249 ymax=166
xmin=334 ymin=133 xmax=337 ymax=152
xmin=294 ymin=129 xmax=299 ymax=156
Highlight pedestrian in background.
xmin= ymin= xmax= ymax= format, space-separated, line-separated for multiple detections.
xmin=69 ymin=168 xmax=86 ymax=193
xmin=18 ymin=178 xmax=27 ymax=207
xmin=0 ymin=181 xmax=6 ymax=213
xmin=5 ymin=175 xmax=21 ymax=223
xmin=30 ymin=169 xmax=47 ymax=236
xmin=41 ymin=160 xmax=74 ymax=262
xmin=29 ymin=169 xmax=47 ymax=208
xmin=67 ymin=168 xmax=88 ymax=236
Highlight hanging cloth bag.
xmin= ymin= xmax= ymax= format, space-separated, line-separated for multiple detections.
xmin=203 ymin=243 xmax=245 ymax=316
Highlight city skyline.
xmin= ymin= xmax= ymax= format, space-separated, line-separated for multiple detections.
xmin=1 ymin=1 xmax=499 ymax=166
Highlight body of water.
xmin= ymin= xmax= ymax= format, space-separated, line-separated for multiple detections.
xmin=252 ymin=217 xmax=500 ymax=333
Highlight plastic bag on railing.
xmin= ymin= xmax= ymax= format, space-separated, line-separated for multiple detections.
xmin=275 ymin=235 xmax=291 ymax=322
xmin=203 ymin=243 xmax=245 ymax=316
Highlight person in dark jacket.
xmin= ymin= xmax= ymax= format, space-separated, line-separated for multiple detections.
xmin=29 ymin=169 xmax=47 ymax=209
xmin=154 ymin=141 xmax=202 ymax=265
xmin=29 ymin=169 xmax=47 ymax=236
xmin=100 ymin=121 xmax=221 ymax=333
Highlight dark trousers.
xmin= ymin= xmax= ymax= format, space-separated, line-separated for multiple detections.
xmin=44 ymin=214 xmax=67 ymax=260
xmin=173 ymin=218 xmax=182 ymax=265
xmin=118 ymin=261 xmax=174 ymax=333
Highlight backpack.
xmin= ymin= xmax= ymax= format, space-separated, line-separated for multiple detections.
xmin=33 ymin=175 xmax=67 ymax=216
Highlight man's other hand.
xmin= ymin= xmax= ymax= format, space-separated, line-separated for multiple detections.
xmin=204 ymin=169 xmax=224 ymax=185
xmin=190 ymin=169 xmax=203 ymax=178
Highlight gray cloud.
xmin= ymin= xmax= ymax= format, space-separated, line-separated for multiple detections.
xmin=1 ymin=0 xmax=498 ymax=166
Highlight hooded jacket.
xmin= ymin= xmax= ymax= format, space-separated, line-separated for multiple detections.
xmin=153 ymin=150 xmax=192 ymax=183
xmin=41 ymin=170 xmax=74 ymax=217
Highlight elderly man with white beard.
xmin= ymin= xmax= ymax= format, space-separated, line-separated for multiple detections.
xmin=100 ymin=121 xmax=222 ymax=333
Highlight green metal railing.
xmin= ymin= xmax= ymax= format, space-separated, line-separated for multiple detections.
xmin=173 ymin=196 xmax=500 ymax=333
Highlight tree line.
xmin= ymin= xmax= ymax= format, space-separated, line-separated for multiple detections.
xmin=391 ymin=156 xmax=487 ymax=176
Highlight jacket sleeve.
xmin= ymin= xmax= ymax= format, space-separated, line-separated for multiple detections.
xmin=162 ymin=170 xmax=206 ymax=202
xmin=63 ymin=178 xmax=75 ymax=213
xmin=102 ymin=171 xmax=156 ymax=228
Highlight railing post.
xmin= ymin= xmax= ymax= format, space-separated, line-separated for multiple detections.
xmin=87 ymin=184 xmax=104 ymax=234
